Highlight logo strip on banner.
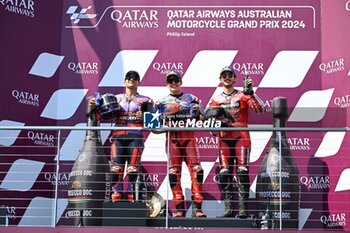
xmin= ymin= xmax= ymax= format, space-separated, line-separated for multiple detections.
xmin=65 ymin=5 xmax=316 ymax=29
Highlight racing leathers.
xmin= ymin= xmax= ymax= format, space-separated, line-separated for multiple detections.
xmin=209 ymin=90 xmax=265 ymax=217
xmin=155 ymin=93 xmax=206 ymax=217
xmin=109 ymin=93 xmax=154 ymax=202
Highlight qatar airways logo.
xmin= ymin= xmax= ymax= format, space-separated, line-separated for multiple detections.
xmin=4 ymin=205 xmax=16 ymax=220
xmin=1 ymin=0 xmax=35 ymax=18
xmin=111 ymin=9 xmax=159 ymax=28
xmin=44 ymin=172 xmax=70 ymax=186
xmin=232 ymin=62 xmax=264 ymax=75
xmin=28 ymin=131 xmax=55 ymax=147
xmin=334 ymin=95 xmax=350 ymax=108
xmin=68 ymin=62 xmax=98 ymax=75
xmin=196 ymin=136 xmax=218 ymax=149
xmin=300 ymin=175 xmax=330 ymax=190
xmin=288 ymin=137 xmax=310 ymax=151
xmin=141 ymin=173 xmax=160 ymax=187
xmin=319 ymin=58 xmax=344 ymax=74
xmin=12 ymin=89 xmax=39 ymax=107
xmin=152 ymin=62 xmax=184 ymax=75
xmin=320 ymin=213 xmax=346 ymax=228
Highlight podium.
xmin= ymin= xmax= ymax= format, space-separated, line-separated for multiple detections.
xmin=0 ymin=206 xmax=6 ymax=225
xmin=102 ymin=202 xmax=257 ymax=229
xmin=102 ymin=202 xmax=148 ymax=227
xmin=147 ymin=217 xmax=257 ymax=228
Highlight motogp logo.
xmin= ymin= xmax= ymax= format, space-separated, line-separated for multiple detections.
xmin=66 ymin=6 xmax=97 ymax=24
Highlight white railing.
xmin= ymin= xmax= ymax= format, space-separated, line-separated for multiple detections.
xmin=0 ymin=126 xmax=349 ymax=230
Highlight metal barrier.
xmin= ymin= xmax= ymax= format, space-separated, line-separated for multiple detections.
xmin=0 ymin=126 xmax=349 ymax=230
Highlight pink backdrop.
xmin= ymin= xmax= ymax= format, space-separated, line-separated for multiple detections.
xmin=1 ymin=0 xmax=350 ymax=230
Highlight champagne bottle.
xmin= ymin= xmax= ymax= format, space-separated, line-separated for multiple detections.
xmin=256 ymin=97 xmax=300 ymax=229
xmin=67 ymin=97 xmax=111 ymax=226
xmin=243 ymin=76 xmax=254 ymax=95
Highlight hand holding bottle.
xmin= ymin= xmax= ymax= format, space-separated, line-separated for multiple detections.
xmin=243 ymin=76 xmax=254 ymax=95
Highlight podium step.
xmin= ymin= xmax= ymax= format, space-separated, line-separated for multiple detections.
xmin=0 ymin=206 xmax=6 ymax=226
xmin=102 ymin=201 xmax=258 ymax=229
xmin=147 ymin=217 xmax=258 ymax=228
xmin=102 ymin=202 xmax=147 ymax=227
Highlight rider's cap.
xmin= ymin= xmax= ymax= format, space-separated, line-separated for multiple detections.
xmin=166 ymin=70 xmax=182 ymax=80
xmin=125 ymin=70 xmax=140 ymax=81
xmin=220 ymin=66 xmax=236 ymax=77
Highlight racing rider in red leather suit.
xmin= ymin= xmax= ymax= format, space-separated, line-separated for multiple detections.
xmin=208 ymin=66 xmax=265 ymax=218
xmin=155 ymin=70 xmax=206 ymax=218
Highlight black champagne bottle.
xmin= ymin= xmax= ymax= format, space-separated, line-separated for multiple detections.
xmin=67 ymin=97 xmax=111 ymax=226
xmin=256 ymin=97 xmax=300 ymax=229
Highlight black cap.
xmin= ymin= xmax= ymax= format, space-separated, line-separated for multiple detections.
xmin=166 ymin=70 xmax=182 ymax=80
xmin=125 ymin=70 xmax=140 ymax=80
